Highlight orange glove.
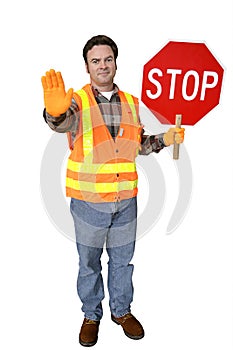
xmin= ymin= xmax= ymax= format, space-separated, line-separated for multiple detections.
xmin=163 ymin=127 xmax=185 ymax=146
xmin=41 ymin=69 xmax=73 ymax=117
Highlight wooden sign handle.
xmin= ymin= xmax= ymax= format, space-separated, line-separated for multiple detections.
xmin=173 ymin=114 xmax=182 ymax=160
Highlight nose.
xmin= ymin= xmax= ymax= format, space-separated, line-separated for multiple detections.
xmin=99 ymin=59 xmax=107 ymax=69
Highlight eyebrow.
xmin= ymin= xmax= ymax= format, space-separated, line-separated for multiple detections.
xmin=90 ymin=55 xmax=114 ymax=62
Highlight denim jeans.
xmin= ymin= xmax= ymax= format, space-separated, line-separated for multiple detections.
xmin=70 ymin=197 xmax=137 ymax=321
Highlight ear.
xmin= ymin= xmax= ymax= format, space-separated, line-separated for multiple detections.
xmin=85 ymin=63 xmax=90 ymax=74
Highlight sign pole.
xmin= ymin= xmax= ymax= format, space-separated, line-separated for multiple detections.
xmin=173 ymin=114 xmax=182 ymax=160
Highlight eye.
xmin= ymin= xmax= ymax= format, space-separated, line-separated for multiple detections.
xmin=106 ymin=57 xmax=113 ymax=62
xmin=91 ymin=59 xmax=99 ymax=64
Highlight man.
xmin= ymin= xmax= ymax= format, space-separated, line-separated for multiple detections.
xmin=41 ymin=35 xmax=184 ymax=347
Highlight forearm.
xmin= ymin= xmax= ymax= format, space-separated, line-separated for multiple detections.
xmin=139 ymin=133 xmax=167 ymax=155
xmin=43 ymin=100 xmax=79 ymax=133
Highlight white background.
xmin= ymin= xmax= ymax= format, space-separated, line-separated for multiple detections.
xmin=1 ymin=0 xmax=232 ymax=349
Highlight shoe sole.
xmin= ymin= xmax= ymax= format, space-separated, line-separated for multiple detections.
xmin=111 ymin=317 xmax=144 ymax=340
xmin=79 ymin=337 xmax=98 ymax=347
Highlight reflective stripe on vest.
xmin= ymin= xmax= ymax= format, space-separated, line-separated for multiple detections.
xmin=66 ymin=178 xmax=138 ymax=193
xmin=67 ymin=159 xmax=136 ymax=174
xmin=77 ymin=89 xmax=93 ymax=161
xmin=123 ymin=92 xmax=138 ymax=123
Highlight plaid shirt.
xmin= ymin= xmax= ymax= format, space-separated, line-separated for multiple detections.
xmin=44 ymin=85 xmax=166 ymax=155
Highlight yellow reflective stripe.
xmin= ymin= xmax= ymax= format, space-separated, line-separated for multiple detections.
xmin=66 ymin=178 xmax=138 ymax=193
xmin=123 ymin=92 xmax=138 ymax=123
xmin=67 ymin=159 xmax=136 ymax=174
xmin=76 ymin=90 xmax=93 ymax=159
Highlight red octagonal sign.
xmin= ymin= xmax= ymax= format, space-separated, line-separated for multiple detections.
xmin=141 ymin=41 xmax=224 ymax=125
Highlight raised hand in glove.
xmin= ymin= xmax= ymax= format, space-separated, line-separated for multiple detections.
xmin=163 ymin=127 xmax=185 ymax=146
xmin=41 ymin=69 xmax=73 ymax=117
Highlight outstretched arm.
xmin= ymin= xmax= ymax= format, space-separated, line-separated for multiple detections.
xmin=42 ymin=69 xmax=80 ymax=134
xmin=41 ymin=69 xmax=73 ymax=116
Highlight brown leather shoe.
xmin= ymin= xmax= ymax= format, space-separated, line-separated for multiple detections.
xmin=79 ymin=318 xmax=100 ymax=347
xmin=111 ymin=313 xmax=144 ymax=340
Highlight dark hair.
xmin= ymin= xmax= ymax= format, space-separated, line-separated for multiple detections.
xmin=83 ymin=35 xmax=118 ymax=64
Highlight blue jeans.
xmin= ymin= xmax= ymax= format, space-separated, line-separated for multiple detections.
xmin=70 ymin=197 xmax=137 ymax=321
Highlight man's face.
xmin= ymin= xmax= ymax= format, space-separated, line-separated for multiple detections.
xmin=86 ymin=45 xmax=117 ymax=91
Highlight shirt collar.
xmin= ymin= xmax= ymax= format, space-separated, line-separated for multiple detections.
xmin=91 ymin=83 xmax=119 ymax=98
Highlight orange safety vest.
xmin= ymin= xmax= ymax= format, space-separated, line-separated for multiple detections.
xmin=66 ymin=84 xmax=142 ymax=203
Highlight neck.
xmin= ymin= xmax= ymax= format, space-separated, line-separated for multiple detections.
xmin=91 ymin=81 xmax=114 ymax=92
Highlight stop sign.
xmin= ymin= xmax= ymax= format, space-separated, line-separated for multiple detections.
xmin=141 ymin=41 xmax=224 ymax=125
